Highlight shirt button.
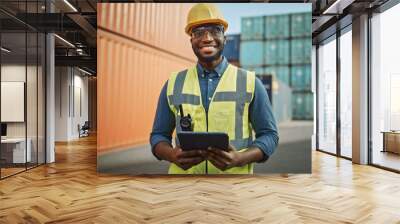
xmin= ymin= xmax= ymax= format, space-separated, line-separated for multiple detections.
xmin=208 ymin=97 xmax=212 ymax=100
xmin=209 ymin=79 xmax=212 ymax=82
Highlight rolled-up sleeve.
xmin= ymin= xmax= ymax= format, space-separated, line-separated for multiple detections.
xmin=149 ymin=81 xmax=176 ymax=160
xmin=249 ymin=77 xmax=279 ymax=162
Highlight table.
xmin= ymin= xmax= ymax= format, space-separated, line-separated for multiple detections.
xmin=1 ymin=138 xmax=31 ymax=164
xmin=382 ymin=131 xmax=400 ymax=154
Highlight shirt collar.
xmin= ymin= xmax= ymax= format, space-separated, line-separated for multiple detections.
xmin=196 ymin=56 xmax=228 ymax=78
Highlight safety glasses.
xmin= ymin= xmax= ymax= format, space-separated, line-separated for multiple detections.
xmin=191 ymin=25 xmax=224 ymax=39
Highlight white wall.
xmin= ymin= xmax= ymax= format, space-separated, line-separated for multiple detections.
xmin=54 ymin=67 xmax=89 ymax=141
xmin=1 ymin=65 xmax=37 ymax=137
xmin=55 ymin=66 xmax=70 ymax=141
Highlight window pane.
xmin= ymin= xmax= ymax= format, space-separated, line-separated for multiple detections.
xmin=340 ymin=29 xmax=352 ymax=158
xmin=318 ymin=37 xmax=337 ymax=154
xmin=27 ymin=31 xmax=38 ymax=169
xmin=371 ymin=4 xmax=400 ymax=171
xmin=1 ymin=30 xmax=27 ymax=177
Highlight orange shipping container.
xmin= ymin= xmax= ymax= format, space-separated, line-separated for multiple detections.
xmin=98 ymin=3 xmax=194 ymax=63
xmin=97 ymin=3 xmax=196 ymax=155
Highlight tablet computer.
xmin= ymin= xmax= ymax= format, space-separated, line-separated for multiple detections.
xmin=177 ymin=131 xmax=229 ymax=151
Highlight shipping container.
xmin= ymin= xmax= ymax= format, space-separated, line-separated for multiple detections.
xmin=291 ymin=13 xmax=312 ymax=37
xmin=257 ymin=75 xmax=273 ymax=104
xmin=265 ymin=66 xmax=290 ymax=85
xmin=223 ymin=34 xmax=240 ymax=61
xmin=264 ymin=14 xmax=290 ymax=39
xmin=242 ymin=66 xmax=264 ymax=76
xmin=292 ymin=91 xmax=313 ymax=120
xmin=98 ymin=3 xmax=195 ymax=63
xmin=240 ymin=41 xmax=264 ymax=67
xmin=265 ymin=40 xmax=289 ymax=65
xmin=291 ymin=65 xmax=312 ymax=91
xmin=241 ymin=16 xmax=264 ymax=40
xmin=291 ymin=38 xmax=312 ymax=64
xmin=97 ymin=4 xmax=195 ymax=155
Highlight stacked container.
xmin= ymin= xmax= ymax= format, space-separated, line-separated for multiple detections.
xmin=97 ymin=3 xmax=196 ymax=155
xmin=289 ymin=13 xmax=313 ymax=120
xmin=241 ymin=16 xmax=264 ymax=40
xmin=265 ymin=40 xmax=290 ymax=65
xmin=292 ymin=91 xmax=313 ymax=120
xmin=223 ymin=34 xmax=240 ymax=65
xmin=265 ymin=14 xmax=290 ymax=39
xmin=237 ymin=12 xmax=312 ymax=121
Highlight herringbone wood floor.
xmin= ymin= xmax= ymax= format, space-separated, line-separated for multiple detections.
xmin=1 ymin=135 xmax=400 ymax=224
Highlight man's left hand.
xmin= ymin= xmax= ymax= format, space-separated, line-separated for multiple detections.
xmin=206 ymin=145 xmax=243 ymax=171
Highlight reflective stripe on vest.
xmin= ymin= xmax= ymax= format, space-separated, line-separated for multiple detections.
xmin=166 ymin=64 xmax=255 ymax=174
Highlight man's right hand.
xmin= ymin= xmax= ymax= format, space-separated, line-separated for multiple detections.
xmin=169 ymin=147 xmax=205 ymax=170
xmin=154 ymin=142 xmax=206 ymax=170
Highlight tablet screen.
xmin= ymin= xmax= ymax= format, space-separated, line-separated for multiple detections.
xmin=177 ymin=132 xmax=229 ymax=151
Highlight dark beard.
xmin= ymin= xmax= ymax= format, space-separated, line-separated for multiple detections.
xmin=193 ymin=45 xmax=224 ymax=63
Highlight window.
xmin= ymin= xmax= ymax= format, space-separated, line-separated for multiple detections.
xmin=317 ymin=36 xmax=337 ymax=154
xmin=339 ymin=28 xmax=352 ymax=158
xmin=0 ymin=1 xmax=46 ymax=179
xmin=371 ymin=3 xmax=400 ymax=171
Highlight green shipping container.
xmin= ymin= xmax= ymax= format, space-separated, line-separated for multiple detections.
xmin=292 ymin=91 xmax=313 ymax=120
xmin=241 ymin=16 xmax=264 ymax=40
xmin=265 ymin=66 xmax=290 ymax=85
xmin=291 ymin=13 xmax=312 ymax=37
xmin=240 ymin=41 xmax=264 ymax=67
xmin=265 ymin=40 xmax=289 ymax=65
xmin=291 ymin=38 xmax=312 ymax=64
xmin=242 ymin=66 xmax=264 ymax=76
xmin=265 ymin=14 xmax=290 ymax=39
xmin=291 ymin=65 xmax=311 ymax=90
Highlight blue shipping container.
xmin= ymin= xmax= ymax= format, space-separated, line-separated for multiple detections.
xmin=240 ymin=41 xmax=264 ymax=67
xmin=258 ymin=75 xmax=273 ymax=105
xmin=265 ymin=40 xmax=289 ymax=65
xmin=223 ymin=34 xmax=240 ymax=61
xmin=241 ymin=16 xmax=264 ymax=40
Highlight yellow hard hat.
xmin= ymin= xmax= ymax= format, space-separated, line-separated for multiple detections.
xmin=185 ymin=3 xmax=228 ymax=35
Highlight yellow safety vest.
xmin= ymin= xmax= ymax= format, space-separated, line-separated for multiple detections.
xmin=166 ymin=63 xmax=256 ymax=174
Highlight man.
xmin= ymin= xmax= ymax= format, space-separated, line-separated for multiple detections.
xmin=150 ymin=3 xmax=278 ymax=174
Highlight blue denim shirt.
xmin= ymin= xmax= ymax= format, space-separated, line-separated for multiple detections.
xmin=150 ymin=56 xmax=279 ymax=162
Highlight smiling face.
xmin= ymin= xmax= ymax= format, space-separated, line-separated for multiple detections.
xmin=190 ymin=24 xmax=226 ymax=64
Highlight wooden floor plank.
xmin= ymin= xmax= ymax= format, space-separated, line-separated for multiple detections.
xmin=0 ymin=135 xmax=399 ymax=223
